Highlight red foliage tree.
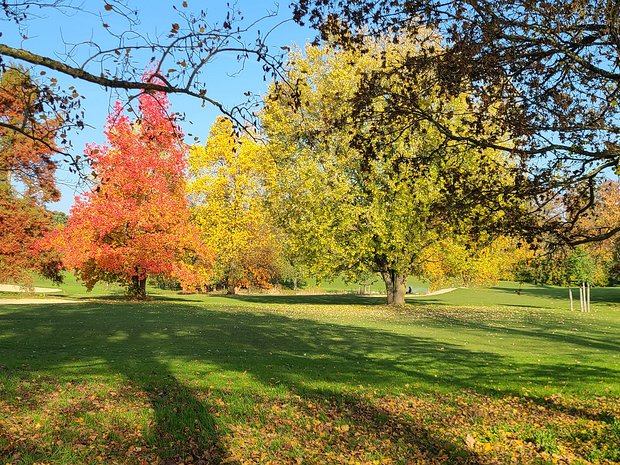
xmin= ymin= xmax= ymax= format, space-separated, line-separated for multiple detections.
xmin=0 ymin=67 xmax=63 ymax=285
xmin=52 ymin=88 xmax=210 ymax=298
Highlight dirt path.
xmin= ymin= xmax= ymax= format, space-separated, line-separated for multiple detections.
xmin=0 ymin=284 xmax=76 ymax=304
xmin=410 ymin=287 xmax=459 ymax=297
xmin=0 ymin=298 xmax=78 ymax=305
xmin=0 ymin=284 xmax=62 ymax=293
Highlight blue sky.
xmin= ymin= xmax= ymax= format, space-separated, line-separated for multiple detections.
xmin=3 ymin=0 xmax=314 ymax=212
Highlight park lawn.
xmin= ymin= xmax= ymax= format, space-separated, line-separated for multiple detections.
xmin=0 ymin=273 xmax=127 ymax=300
xmin=0 ymin=286 xmax=619 ymax=464
xmin=1 ymin=272 xmax=428 ymax=298
xmin=301 ymin=275 xmax=428 ymax=294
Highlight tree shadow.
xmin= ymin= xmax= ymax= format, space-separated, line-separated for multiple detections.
xmin=491 ymin=285 xmax=620 ymax=305
xmin=223 ymin=293 xmax=387 ymax=306
xmin=112 ymin=358 xmax=227 ymax=464
xmin=0 ymin=303 xmax=231 ymax=464
xmin=0 ymin=301 xmax=618 ymax=462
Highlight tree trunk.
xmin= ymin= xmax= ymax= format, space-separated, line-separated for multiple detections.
xmin=293 ymin=277 xmax=298 ymax=291
xmin=226 ymin=283 xmax=238 ymax=295
xmin=130 ymin=274 xmax=147 ymax=299
xmin=587 ymin=282 xmax=591 ymax=312
xmin=568 ymin=286 xmax=573 ymax=311
xmin=381 ymin=270 xmax=407 ymax=306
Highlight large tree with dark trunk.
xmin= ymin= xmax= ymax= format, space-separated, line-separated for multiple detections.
xmin=292 ymin=0 xmax=620 ymax=245
xmin=262 ymin=40 xmax=527 ymax=305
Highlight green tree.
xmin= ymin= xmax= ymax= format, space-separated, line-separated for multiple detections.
xmin=293 ymin=0 xmax=620 ymax=245
xmin=567 ymin=248 xmax=595 ymax=286
xmin=262 ymin=39 xmax=526 ymax=305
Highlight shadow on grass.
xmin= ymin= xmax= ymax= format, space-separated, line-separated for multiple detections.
xmin=0 ymin=301 xmax=619 ymax=462
xmin=222 ymin=292 xmax=386 ymax=306
xmin=128 ymin=362 xmax=226 ymax=465
xmin=423 ymin=308 xmax=620 ymax=353
xmin=492 ymin=285 xmax=620 ymax=305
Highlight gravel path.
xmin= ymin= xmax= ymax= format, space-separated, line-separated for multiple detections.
xmin=410 ymin=287 xmax=459 ymax=297
xmin=0 ymin=298 xmax=78 ymax=305
xmin=0 ymin=284 xmax=62 ymax=293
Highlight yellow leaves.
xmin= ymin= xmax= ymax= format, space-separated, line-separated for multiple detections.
xmin=188 ymin=117 xmax=280 ymax=289
xmin=262 ymin=37 xmax=525 ymax=289
xmin=420 ymin=235 xmax=531 ymax=289
xmin=221 ymin=456 xmax=239 ymax=464
xmin=337 ymin=423 xmax=350 ymax=433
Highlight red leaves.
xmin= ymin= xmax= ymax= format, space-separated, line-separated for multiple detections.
xmin=55 ymin=87 xmax=210 ymax=294
xmin=0 ymin=192 xmax=63 ymax=284
xmin=0 ymin=68 xmax=61 ymax=203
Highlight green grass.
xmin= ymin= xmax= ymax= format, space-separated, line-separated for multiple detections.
xmin=0 ymin=272 xmax=127 ymax=299
xmin=0 ymin=283 xmax=619 ymax=464
xmin=413 ymin=280 xmax=620 ymax=310
xmin=302 ymin=275 xmax=428 ymax=294
xmin=2 ymin=272 xmax=426 ymax=299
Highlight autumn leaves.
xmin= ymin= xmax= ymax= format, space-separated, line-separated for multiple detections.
xmin=31 ymin=39 xmax=532 ymax=302
xmin=38 ymin=78 xmax=285 ymax=297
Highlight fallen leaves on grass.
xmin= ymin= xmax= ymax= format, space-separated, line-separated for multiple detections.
xmin=1 ymin=379 xmax=619 ymax=464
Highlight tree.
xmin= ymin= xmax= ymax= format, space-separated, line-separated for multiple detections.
xmin=278 ymin=242 xmax=309 ymax=291
xmin=188 ymin=117 xmax=281 ymax=294
xmin=567 ymin=247 xmax=595 ymax=312
xmin=1 ymin=0 xmax=287 ymax=175
xmin=419 ymin=235 xmax=533 ymax=290
xmin=0 ymin=193 xmax=63 ymax=285
xmin=262 ymin=40 xmax=527 ymax=305
xmin=0 ymin=67 xmax=63 ymax=285
xmin=567 ymin=247 xmax=595 ymax=284
xmin=518 ymin=180 xmax=620 ymax=287
xmin=573 ymin=180 xmax=620 ymax=285
xmin=292 ymin=0 xmax=620 ymax=244
xmin=49 ymin=87 xmax=209 ymax=298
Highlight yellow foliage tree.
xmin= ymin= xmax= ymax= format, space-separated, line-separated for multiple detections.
xmin=420 ymin=236 xmax=534 ymax=290
xmin=262 ymin=37 xmax=529 ymax=305
xmin=188 ymin=117 xmax=280 ymax=294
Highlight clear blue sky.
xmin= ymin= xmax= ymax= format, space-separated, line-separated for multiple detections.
xmin=3 ymin=0 xmax=315 ymax=212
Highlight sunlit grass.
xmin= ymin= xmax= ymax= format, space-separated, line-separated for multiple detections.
xmin=0 ymin=285 xmax=618 ymax=463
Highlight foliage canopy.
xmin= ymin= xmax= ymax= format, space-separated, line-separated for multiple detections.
xmin=48 ymin=87 xmax=209 ymax=298
xmin=263 ymin=39 xmax=528 ymax=304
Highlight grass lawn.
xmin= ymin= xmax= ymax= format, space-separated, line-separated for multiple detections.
xmin=0 ymin=282 xmax=619 ymax=464
xmin=0 ymin=273 xmax=127 ymax=300
xmin=301 ymin=275 xmax=428 ymax=294
xmin=0 ymin=272 xmax=428 ymax=298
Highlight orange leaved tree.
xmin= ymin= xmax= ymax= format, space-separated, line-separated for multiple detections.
xmin=54 ymin=88 xmax=209 ymax=298
xmin=0 ymin=67 xmax=63 ymax=285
